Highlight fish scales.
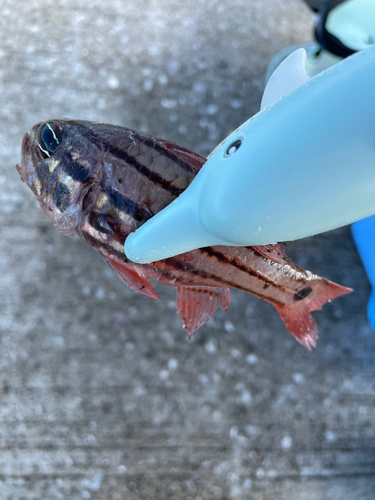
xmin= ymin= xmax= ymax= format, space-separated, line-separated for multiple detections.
xmin=17 ymin=119 xmax=352 ymax=350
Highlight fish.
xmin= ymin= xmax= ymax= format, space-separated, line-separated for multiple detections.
xmin=16 ymin=119 xmax=352 ymax=350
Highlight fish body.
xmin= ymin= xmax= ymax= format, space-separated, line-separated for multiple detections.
xmin=17 ymin=120 xmax=351 ymax=349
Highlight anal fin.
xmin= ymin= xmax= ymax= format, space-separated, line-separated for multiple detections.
xmin=102 ymin=255 xmax=160 ymax=299
xmin=176 ymin=286 xmax=231 ymax=339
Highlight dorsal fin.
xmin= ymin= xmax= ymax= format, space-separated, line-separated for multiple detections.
xmin=252 ymin=244 xmax=308 ymax=276
xmin=261 ymin=48 xmax=311 ymax=110
xmin=176 ymin=286 xmax=231 ymax=339
xmin=157 ymin=138 xmax=206 ymax=172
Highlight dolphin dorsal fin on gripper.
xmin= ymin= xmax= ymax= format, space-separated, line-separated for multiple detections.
xmin=261 ymin=48 xmax=311 ymax=110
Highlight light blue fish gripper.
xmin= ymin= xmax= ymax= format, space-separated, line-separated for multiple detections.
xmin=125 ymin=44 xmax=375 ymax=264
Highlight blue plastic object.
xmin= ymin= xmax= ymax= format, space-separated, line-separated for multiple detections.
xmin=352 ymin=218 xmax=375 ymax=330
xmin=125 ymin=44 xmax=375 ymax=264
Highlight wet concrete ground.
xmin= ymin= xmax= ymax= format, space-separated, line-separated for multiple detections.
xmin=0 ymin=0 xmax=374 ymax=498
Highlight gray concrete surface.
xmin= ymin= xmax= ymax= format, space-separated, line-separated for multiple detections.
xmin=0 ymin=0 xmax=374 ymax=499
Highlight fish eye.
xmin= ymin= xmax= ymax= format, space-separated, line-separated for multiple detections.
xmin=37 ymin=122 xmax=63 ymax=158
xmin=226 ymin=139 xmax=242 ymax=156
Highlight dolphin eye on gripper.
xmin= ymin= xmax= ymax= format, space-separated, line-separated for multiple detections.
xmin=124 ymin=43 xmax=375 ymax=264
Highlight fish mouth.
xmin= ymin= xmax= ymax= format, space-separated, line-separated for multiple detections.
xmin=15 ymin=162 xmax=22 ymax=177
xmin=21 ymin=132 xmax=29 ymax=154
xmin=16 ymin=132 xmax=30 ymax=180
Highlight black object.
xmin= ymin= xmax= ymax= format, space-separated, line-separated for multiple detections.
xmin=302 ymin=0 xmax=327 ymax=12
xmin=303 ymin=0 xmax=358 ymax=57
xmin=315 ymin=0 xmax=357 ymax=57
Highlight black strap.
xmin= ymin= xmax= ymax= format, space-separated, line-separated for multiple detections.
xmin=301 ymin=0 xmax=324 ymax=13
xmin=314 ymin=0 xmax=358 ymax=58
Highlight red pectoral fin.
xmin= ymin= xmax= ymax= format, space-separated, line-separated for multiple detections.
xmin=157 ymin=138 xmax=206 ymax=172
xmin=176 ymin=286 xmax=231 ymax=339
xmin=102 ymin=256 xmax=160 ymax=299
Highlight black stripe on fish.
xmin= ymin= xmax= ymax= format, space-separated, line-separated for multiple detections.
xmin=38 ymin=160 xmax=50 ymax=183
xmin=200 ymin=247 xmax=288 ymax=293
xmin=142 ymin=137 xmax=196 ymax=175
xmin=165 ymin=256 xmax=284 ymax=304
xmin=62 ymin=155 xmax=90 ymax=182
xmin=81 ymin=230 xmax=126 ymax=261
xmin=88 ymin=211 xmax=113 ymax=235
xmin=82 ymin=129 xmax=184 ymax=197
xmin=106 ymin=146 xmax=184 ymax=196
xmin=105 ymin=186 xmax=153 ymax=223
xmin=54 ymin=181 xmax=70 ymax=212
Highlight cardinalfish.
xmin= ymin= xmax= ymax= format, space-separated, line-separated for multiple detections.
xmin=16 ymin=120 xmax=352 ymax=350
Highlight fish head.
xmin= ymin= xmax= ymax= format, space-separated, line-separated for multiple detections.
xmin=17 ymin=119 xmax=103 ymax=236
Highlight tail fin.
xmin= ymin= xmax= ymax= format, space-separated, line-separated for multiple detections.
xmin=273 ymin=279 xmax=352 ymax=350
